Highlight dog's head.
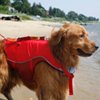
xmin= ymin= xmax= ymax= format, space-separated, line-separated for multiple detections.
xmin=50 ymin=23 xmax=98 ymax=57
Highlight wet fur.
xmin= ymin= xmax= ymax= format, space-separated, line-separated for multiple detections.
xmin=0 ymin=23 xmax=98 ymax=100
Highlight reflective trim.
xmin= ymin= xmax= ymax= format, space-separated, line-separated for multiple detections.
xmin=7 ymin=56 xmax=63 ymax=72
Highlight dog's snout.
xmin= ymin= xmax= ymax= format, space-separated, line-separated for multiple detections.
xmin=95 ymin=46 xmax=99 ymax=50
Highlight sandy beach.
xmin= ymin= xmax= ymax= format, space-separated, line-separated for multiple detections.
xmin=0 ymin=20 xmax=100 ymax=100
xmin=0 ymin=20 xmax=61 ymax=38
xmin=0 ymin=20 xmax=61 ymax=100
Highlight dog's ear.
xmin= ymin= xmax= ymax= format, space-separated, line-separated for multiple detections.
xmin=49 ymin=23 xmax=71 ymax=46
xmin=63 ymin=23 xmax=70 ymax=28
xmin=50 ymin=27 xmax=65 ymax=45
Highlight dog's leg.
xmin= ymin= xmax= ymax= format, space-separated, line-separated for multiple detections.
xmin=36 ymin=88 xmax=67 ymax=100
xmin=2 ymin=84 xmax=14 ymax=100
xmin=2 ymin=91 xmax=13 ymax=100
xmin=36 ymin=88 xmax=51 ymax=100
xmin=1 ymin=81 xmax=16 ymax=100
xmin=34 ymin=62 xmax=68 ymax=100
xmin=1 ymin=79 xmax=18 ymax=100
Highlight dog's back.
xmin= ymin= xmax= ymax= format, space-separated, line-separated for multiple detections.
xmin=4 ymin=37 xmax=64 ymax=82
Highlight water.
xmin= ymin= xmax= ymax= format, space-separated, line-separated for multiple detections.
xmin=69 ymin=23 xmax=100 ymax=100
xmin=85 ymin=24 xmax=100 ymax=62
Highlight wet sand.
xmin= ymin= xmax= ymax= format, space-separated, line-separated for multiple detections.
xmin=0 ymin=20 xmax=100 ymax=100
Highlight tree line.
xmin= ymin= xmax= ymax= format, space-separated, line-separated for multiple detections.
xmin=0 ymin=0 xmax=99 ymax=22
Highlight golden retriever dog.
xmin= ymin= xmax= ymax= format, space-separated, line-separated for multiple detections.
xmin=0 ymin=23 xmax=98 ymax=100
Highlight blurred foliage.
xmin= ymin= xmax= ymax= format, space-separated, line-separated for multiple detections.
xmin=12 ymin=0 xmax=30 ymax=14
xmin=0 ymin=5 xmax=9 ymax=13
xmin=30 ymin=3 xmax=47 ymax=17
xmin=0 ymin=0 xmax=99 ymax=22
xmin=0 ymin=0 xmax=10 ymax=6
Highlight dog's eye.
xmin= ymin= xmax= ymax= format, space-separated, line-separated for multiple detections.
xmin=80 ymin=34 xmax=84 ymax=38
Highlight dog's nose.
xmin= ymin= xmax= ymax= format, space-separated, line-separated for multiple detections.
xmin=95 ymin=46 xmax=99 ymax=50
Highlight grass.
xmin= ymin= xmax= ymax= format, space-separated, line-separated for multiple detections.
xmin=0 ymin=5 xmax=9 ymax=14
xmin=13 ymin=13 xmax=32 ymax=20
xmin=42 ymin=17 xmax=67 ymax=23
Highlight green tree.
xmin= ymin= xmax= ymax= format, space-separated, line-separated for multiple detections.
xmin=0 ymin=0 xmax=10 ymax=6
xmin=21 ymin=0 xmax=31 ymax=14
xmin=12 ymin=0 xmax=22 ymax=12
xmin=66 ymin=11 xmax=78 ymax=21
xmin=31 ymin=3 xmax=46 ymax=17
xmin=88 ymin=16 xmax=99 ymax=21
xmin=78 ymin=14 xmax=88 ymax=22
xmin=49 ymin=7 xmax=65 ymax=17
xmin=12 ymin=0 xmax=31 ymax=13
xmin=49 ymin=6 xmax=53 ymax=16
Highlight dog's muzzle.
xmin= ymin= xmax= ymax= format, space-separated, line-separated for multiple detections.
xmin=77 ymin=45 xmax=99 ymax=57
xmin=95 ymin=46 xmax=99 ymax=50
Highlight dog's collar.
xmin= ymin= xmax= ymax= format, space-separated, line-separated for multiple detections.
xmin=68 ymin=67 xmax=76 ymax=74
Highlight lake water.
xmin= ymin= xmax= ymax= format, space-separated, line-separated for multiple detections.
xmin=69 ymin=23 xmax=100 ymax=100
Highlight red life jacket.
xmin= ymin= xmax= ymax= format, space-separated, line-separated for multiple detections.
xmin=4 ymin=37 xmax=74 ymax=95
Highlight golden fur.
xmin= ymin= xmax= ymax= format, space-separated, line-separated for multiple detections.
xmin=0 ymin=23 xmax=98 ymax=100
